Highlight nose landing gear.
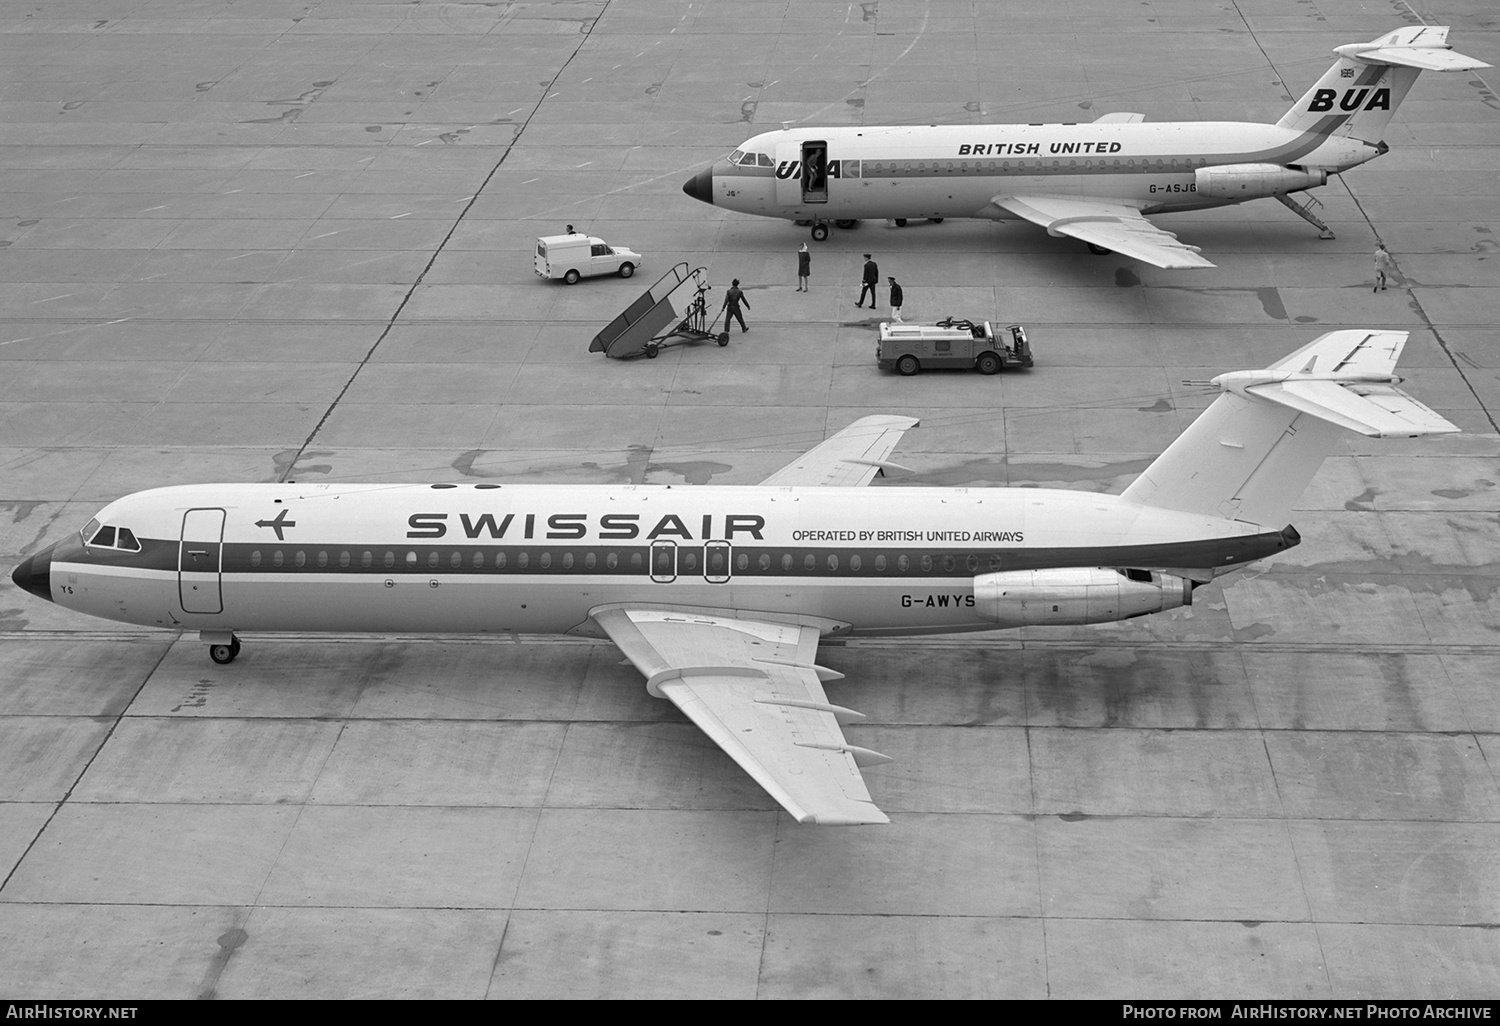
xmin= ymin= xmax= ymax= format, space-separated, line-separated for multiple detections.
xmin=203 ymin=631 xmax=242 ymax=664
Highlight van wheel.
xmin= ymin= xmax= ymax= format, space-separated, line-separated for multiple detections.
xmin=976 ymin=352 xmax=1001 ymax=375
xmin=894 ymin=218 xmax=907 ymax=227
xmin=834 ymin=219 xmax=857 ymax=229
xmin=619 ymin=263 xmax=634 ymax=278
xmin=811 ymin=223 xmax=830 ymax=242
xmin=896 ymin=355 xmax=920 ymax=376
xmin=564 ymin=269 xmax=581 ymax=284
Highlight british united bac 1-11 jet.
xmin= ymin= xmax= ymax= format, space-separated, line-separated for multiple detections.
xmin=681 ymin=27 xmax=1488 ymax=268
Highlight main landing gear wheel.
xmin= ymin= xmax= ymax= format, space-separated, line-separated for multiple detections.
xmin=810 ymin=223 xmax=830 ymax=242
xmin=1087 ymin=243 xmax=1112 ymax=256
xmin=209 ymin=635 xmax=241 ymax=665
xmin=930 ymin=218 xmax=944 ymax=223
xmin=896 ymin=355 xmax=920 ymax=376
xmin=833 ymin=219 xmax=858 ymax=229
xmin=893 ymin=218 xmax=908 ymax=227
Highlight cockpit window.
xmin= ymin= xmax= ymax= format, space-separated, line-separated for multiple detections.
xmin=81 ymin=518 xmax=100 ymax=545
xmin=735 ymin=152 xmax=759 ymax=166
xmin=728 ymin=149 xmax=745 ymax=163
xmin=757 ymin=153 xmax=773 ymax=167
xmin=85 ymin=523 xmax=141 ymax=552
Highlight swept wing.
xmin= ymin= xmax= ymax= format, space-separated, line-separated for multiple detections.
xmin=591 ymin=606 xmax=890 ymax=824
xmin=759 ymin=414 xmax=919 ymax=487
xmin=992 ymin=195 xmax=1216 ymax=269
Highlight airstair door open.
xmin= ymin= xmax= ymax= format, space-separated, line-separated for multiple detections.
xmin=179 ymin=507 xmax=225 ymax=614
xmin=801 ymin=140 xmax=829 ymax=203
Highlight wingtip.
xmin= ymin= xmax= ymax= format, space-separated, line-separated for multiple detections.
xmin=803 ymin=809 xmax=891 ymax=826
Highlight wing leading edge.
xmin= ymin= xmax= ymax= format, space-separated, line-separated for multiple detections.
xmin=591 ymin=606 xmax=890 ymax=825
xmin=993 ymin=195 xmax=1216 ymax=269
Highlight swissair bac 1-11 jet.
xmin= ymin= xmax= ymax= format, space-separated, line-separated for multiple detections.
xmin=10 ymin=332 xmax=1458 ymax=824
xmin=681 ymin=26 xmax=1488 ymax=268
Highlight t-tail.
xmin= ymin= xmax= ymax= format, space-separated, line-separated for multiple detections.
xmin=1276 ymin=26 xmax=1489 ymax=143
xmin=1121 ymin=330 xmax=1458 ymax=532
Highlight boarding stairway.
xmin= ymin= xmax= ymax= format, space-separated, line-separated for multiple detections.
xmin=590 ymin=263 xmax=726 ymax=359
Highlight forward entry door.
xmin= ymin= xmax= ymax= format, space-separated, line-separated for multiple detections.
xmin=179 ymin=508 xmax=225 ymax=614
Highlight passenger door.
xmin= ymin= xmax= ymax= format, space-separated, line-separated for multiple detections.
xmin=179 ymin=508 xmax=225 ymax=614
xmin=774 ymin=142 xmax=802 ymax=205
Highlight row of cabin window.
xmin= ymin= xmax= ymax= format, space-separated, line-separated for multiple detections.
xmin=242 ymin=548 xmax=1009 ymax=575
xmin=865 ymin=157 xmax=1206 ymax=173
xmin=247 ymin=549 xmax=644 ymax=571
xmin=727 ymin=551 xmax=1005 ymax=573
xmin=725 ymin=153 xmax=1207 ymax=176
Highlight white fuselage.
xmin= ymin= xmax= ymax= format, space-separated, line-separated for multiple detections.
xmin=30 ymin=482 xmax=1291 ymax=640
xmin=687 ymin=121 xmax=1379 ymax=222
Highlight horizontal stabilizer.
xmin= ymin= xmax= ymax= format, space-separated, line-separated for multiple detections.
xmin=1216 ymin=329 xmax=1459 ymax=438
xmin=1337 ymin=26 xmax=1491 ymax=72
xmin=1245 ymin=379 xmax=1458 ymax=438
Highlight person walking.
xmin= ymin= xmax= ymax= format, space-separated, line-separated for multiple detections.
xmin=1373 ymin=242 xmax=1394 ymax=292
xmin=888 ymin=276 xmax=904 ymax=322
xmin=722 ymin=278 xmax=750 ymax=333
xmin=796 ymin=243 xmax=810 ymax=292
xmin=856 ymin=253 xmax=878 ymax=308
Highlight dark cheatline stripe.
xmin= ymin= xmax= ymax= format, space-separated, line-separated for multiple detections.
xmin=63 ymin=528 xmax=1296 ymax=580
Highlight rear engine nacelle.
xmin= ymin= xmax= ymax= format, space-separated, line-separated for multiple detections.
xmin=972 ymin=567 xmax=1193 ymax=628
xmin=1194 ymin=163 xmax=1326 ymax=200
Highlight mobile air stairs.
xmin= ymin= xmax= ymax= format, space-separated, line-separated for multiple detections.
xmin=589 ymin=263 xmax=729 ymax=359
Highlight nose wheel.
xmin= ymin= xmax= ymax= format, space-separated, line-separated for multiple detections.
xmin=810 ymin=222 xmax=830 ymax=242
xmin=207 ymin=633 xmax=242 ymax=664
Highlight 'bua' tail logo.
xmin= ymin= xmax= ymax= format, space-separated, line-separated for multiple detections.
xmin=1308 ymin=87 xmax=1391 ymax=113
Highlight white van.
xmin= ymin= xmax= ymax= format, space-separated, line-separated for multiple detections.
xmin=534 ymin=234 xmax=642 ymax=284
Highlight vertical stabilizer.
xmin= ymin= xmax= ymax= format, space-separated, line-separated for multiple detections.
xmin=1275 ymin=26 xmax=1488 ymax=142
xmin=1121 ymin=331 xmax=1458 ymax=529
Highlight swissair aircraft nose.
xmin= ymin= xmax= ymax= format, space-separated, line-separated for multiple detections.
xmin=682 ymin=167 xmax=714 ymax=205
xmin=11 ymin=545 xmax=54 ymax=603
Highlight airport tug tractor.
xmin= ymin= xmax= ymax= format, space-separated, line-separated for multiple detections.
xmin=877 ymin=318 xmax=1032 ymax=376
